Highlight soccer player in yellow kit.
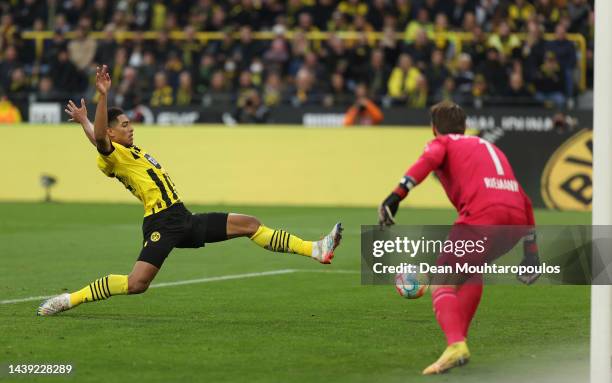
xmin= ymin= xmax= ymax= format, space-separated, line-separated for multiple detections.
xmin=38 ymin=65 xmax=342 ymax=316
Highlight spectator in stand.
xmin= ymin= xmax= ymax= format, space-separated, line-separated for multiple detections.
xmin=487 ymin=20 xmax=521 ymax=60
xmin=534 ymin=51 xmax=566 ymax=108
xmin=367 ymin=0 xmax=387 ymax=30
xmin=263 ymin=36 xmax=290 ymax=75
xmin=394 ymin=0 xmax=412 ymax=30
xmin=449 ymin=0 xmax=475 ymax=28
xmin=137 ymin=51 xmax=157 ymax=95
xmin=453 ymin=53 xmax=475 ymax=104
xmin=232 ymin=89 xmax=270 ymax=124
xmin=404 ymin=8 xmax=432 ymax=42
xmin=404 ymin=28 xmax=433 ymax=71
xmin=379 ymin=26 xmax=400 ymax=69
xmin=336 ymin=0 xmax=368 ymax=21
xmin=463 ymin=26 xmax=488 ymax=68
xmin=343 ymin=83 xmax=383 ymax=126
xmin=568 ymin=0 xmax=591 ymax=35
xmin=176 ymin=71 xmax=195 ymax=106
xmin=470 ymin=74 xmax=489 ymax=109
xmin=476 ymin=47 xmax=508 ymax=97
xmin=95 ymin=25 xmax=117 ymax=66
xmin=289 ymin=68 xmax=319 ymax=107
xmin=263 ymin=72 xmax=283 ymax=107
xmin=521 ymin=20 xmax=547 ymax=84
xmin=547 ymin=23 xmax=577 ymax=105
xmin=0 ymin=45 xmax=20 ymax=91
xmin=233 ymin=25 xmax=261 ymax=68
xmin=207 ymin=5 xmax=227 ymax=32
xmin=35 ymin=76 xmax=62 ymax=102
xmin=503 ymin=71 xmax=536 ymax=106
xmin=111 ymin=46 xmax=127 ymax=85
xmin=365 ymin=49 xmax=389 ymax=100
xmin=537 ymin=0 xmax=563 ymax=32
xmin=195 ymin=54 xmax=217 ymax=96
xmin=387 ymin=53 xmax=422 ymax=104
xmin=150 ymin=30 xmax=177 ymax=63
xmin=323 ymin=72 xmax=352 ymax=107
xmin=150 ymin=71 xmax=174 ymax=107
xmin=203 ymin=70 xmax=232 ymax=107
xmin=164 ymin=51 xmax=184 ymax=89
xmin=425 ymin=49 xmax=450 ymax=103
xmin=236 ymin=70 xmax=256 ymax=104
xmin=296 ymin=12 xmax=322 ymax=52
xmin=50 ymin=48 xmax=85 ymax=95
xmin=508 ymin=0 xmax=536 ymax=30
xmin=180 ymin=26 xmax=202 ymax=69
xmin=229 ymin=0 xmax=262 ymax=30
xmin=7 ymin=67 xmax=29 ymax=117
xmin=323 ymin=34 xmax=348 ymax=78
xmin=128 ymin=32 xmax=146 ymax=67
xmin=408 ymin=74 xmax=428 ymax=108
xmin=114 ymin=66 xmax=140 ymax=110
xmin=68 ymin=24 xmax=97 ymax=71
xmin=462 ymin=11 xmax=476 ymax=32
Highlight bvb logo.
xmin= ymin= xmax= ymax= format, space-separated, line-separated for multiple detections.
xmin=150 ymin=232 xmax=161 ymax=242
xmin=541 ymin=129 xmax=592 ymax=211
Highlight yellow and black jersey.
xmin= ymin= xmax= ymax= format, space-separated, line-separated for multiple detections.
xmin=97 ymin=141 xmax=180 ymax=216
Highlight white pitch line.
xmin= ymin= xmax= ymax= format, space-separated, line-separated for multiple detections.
xmin=0 ymin=269 xmax=358 ymax=305
xmin=149 ymin=269 xmax=297 ymax=288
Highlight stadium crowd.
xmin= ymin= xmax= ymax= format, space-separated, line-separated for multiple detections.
xmin=0 ymin=0 xmax=594 ymax=121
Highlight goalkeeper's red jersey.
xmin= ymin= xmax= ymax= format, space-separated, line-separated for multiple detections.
xmin=402 ymin=134 xmax=534 ymax=225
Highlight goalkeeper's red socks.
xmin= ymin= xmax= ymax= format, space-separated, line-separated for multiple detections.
xmin=457 ymin=282 xmax=483 ymax=338
xmin=432 ymin=287 xmax=466 ymax=345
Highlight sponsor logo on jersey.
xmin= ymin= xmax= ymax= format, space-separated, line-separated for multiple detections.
xmin=541 ymin=129 xmax=592 ymax=211
xmin=145 ymin=154 xmax=162 ymax=169
xmin=150 ymin=232 xmax=161 ymax=242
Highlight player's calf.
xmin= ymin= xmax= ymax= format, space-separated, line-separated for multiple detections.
xmin=249 ymin=222 xmax=343 ymax=264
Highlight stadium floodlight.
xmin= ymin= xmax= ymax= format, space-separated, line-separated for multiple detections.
xmin=591 ymin=1 xmax=612 ymax=382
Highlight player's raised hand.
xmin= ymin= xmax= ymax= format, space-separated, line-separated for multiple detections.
xmin=65 ymin=98 xmax=88 ymax=124
xmin=95 ymin=65 xmax=112 ymax=95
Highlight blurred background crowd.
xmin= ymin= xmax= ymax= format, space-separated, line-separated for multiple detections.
xmin=0 ymin=0 xmax=594 ymax=123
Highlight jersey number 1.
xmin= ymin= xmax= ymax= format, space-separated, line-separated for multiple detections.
xmin=479 ymin=138 xmax=505 ymax=176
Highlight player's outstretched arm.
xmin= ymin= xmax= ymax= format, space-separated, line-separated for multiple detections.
xmin=93 ymin=65 xmax=112 ymax=154
xmin=378 ymin=139 xmax=445 ymax=227
xmin=65 ymin=98 xmax=96 ymax=146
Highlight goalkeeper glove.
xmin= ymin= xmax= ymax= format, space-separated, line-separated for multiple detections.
xmin=516 ymin=231 xmax=541 ymax=285
xmin=378 ymin=192 xmax=401 ymax=227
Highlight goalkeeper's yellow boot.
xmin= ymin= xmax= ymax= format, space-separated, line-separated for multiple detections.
xmin=422 ymin=341 xmax=470 ymax=375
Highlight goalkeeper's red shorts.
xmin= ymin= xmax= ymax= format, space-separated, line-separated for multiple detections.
xmin=436 ymin=205 xmax=531 ymax=273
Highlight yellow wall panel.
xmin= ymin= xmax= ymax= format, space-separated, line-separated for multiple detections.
xmin=2 ymin=125 xmax=452 ymax=209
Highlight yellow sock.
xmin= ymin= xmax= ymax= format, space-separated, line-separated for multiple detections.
xmin=69 ymin=274 xmax=128 ymax=307
xmin=250 ymin=225 xmax=313 ymax=257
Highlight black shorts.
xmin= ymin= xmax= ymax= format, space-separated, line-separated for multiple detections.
xmin=138 ymin=203 xmax=228 ymax=268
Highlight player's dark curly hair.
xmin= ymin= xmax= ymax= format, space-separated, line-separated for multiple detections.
xmin=107 ymin=107 xmax=125 ymax=127
xmin=430 ymin=101 xmax=466 ymax=135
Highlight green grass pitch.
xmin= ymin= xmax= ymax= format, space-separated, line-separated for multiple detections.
xmin=0 ymin=202 xmax=590 ymax=382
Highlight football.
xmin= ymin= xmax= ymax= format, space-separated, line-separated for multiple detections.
xmin=394 ymin=272 xmax=428 ymax=299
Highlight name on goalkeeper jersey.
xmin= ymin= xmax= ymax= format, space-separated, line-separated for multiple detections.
xmin=483 ymin=177 xmax=519 ymax=192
